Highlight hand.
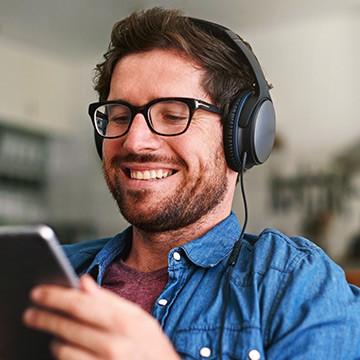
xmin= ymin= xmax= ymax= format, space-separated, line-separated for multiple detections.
xmin=23 ymin=275 xmax=180 ymax=360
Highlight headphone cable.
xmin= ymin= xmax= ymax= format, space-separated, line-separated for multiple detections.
xmin=219 ymin=151 xmax=248 ymax=360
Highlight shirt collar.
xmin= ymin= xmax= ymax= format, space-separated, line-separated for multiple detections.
xmin=87 ymin=227 xmax=131 ymax=279
xmin=180 ymin=212 xmax=241 ymax=268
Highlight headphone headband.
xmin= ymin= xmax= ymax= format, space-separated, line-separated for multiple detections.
xmin=189 ymin=18 xmax=270 ymax=100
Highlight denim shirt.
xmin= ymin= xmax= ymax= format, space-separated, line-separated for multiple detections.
xmin=63 ymin=213 xmax=360 ymax=359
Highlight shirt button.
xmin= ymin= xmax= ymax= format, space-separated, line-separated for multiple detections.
xmin=248 ymin=349 xmax=261 ymax=360
xmin=173 ymin=251 xmax=181 ymax=261
xmin=199 ymin=347 xmax=211 ymax=358
xmin=157 ymin=298 xmax=168 ymax=306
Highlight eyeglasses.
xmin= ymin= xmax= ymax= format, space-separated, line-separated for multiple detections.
xmin=88 ymin=97 xmax=222 ymax=138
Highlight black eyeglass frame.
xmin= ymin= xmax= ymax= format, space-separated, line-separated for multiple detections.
xmin=88 ymin=97 xmax=223 ymax=138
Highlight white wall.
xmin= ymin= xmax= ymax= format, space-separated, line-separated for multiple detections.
xmin=0 ymin=40 xmax=76 ymax=134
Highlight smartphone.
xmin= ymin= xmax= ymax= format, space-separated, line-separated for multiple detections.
xmin=0 ymin=225 xmax=80 ymax=360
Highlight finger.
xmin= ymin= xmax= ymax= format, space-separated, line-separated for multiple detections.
xmin=29 ymin=283 xmax=145 ymax=330
xmin=29 ymin=285 xmax=107 ymax=328
xmin=50 ymin=339 xmax=98 ymax=360
xmin=51 ymin=337 xmax=133 ymax=360
xmin=23 ymin=307 xmax=111 ymax=356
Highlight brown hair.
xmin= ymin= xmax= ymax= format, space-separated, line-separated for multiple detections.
xmin=94 ymin=7 xmax=257 ymax=118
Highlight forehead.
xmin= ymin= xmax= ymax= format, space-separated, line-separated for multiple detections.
xmin=108 ymin=49 xmax=210 ymax=103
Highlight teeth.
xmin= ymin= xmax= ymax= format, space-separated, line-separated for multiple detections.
xmin=130 ymin=169 xmax=173 ymax=180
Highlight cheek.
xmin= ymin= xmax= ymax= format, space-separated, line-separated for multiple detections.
xmin=197 ymin=125 xmax=224 ymax=160
xmin=177 ymin=134 xmax=225 ymax=171
xmin=102 ymin=138 xmax=123 ymax=160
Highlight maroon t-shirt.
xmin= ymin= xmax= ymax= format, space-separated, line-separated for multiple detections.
xmin=101 ymin=258 xmax=168 ymax=313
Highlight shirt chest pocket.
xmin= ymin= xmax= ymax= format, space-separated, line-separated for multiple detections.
xmin=173 ymin=325 xmax=264 ymax=360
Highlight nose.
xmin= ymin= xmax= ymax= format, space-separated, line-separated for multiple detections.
xmin=122 ymin=114 xmax=162 ymax=154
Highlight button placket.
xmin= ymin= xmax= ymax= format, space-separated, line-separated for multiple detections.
xmin=154 ymin=249 xmax=185 ymax=327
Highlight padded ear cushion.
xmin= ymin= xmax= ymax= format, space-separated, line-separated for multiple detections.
xmin=223 ymin=91 xmax=253 ymax=172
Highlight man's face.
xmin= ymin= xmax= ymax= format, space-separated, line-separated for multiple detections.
xmin=103 ymin=49 xmax=237 ymax=233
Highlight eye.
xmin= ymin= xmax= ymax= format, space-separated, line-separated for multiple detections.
xmin=107 ymin=105 xmax=131 ymax=124
xmin=109 ymin=115 xmax=130 ymax=124
xmin=162 ymin=112 xmax=188 ymax=123
xmin=151 ymin=101 xmax=189 ymax=124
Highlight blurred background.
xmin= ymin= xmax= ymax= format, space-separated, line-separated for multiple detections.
xmin=0 ymin=0 xmax=359 ymax=266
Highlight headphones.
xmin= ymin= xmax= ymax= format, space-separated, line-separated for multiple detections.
xmin=93 ymin=17 xmax=276 ymax=172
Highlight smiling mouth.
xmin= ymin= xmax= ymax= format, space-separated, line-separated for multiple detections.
xmin=129 ymin=169 xmax=175 ymax=180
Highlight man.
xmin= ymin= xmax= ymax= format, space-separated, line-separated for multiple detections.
xmin=24 ymin=7 xmax=360 ymax=359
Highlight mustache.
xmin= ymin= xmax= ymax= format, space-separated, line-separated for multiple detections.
xmin=109 ymin=153 xmax=187 ymax=168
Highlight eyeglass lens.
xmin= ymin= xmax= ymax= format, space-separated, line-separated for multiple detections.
xmin=94 ymin=100 xmax=190 ymax=137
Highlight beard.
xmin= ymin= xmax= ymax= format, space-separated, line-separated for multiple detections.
xmin=103 ymin=147 xmax=229 ymax=233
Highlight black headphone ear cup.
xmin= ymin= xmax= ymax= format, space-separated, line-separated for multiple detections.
xmin=224 ymin=92 xmax=276 ymax=172
xmin=223 ymin=91 xmax=253 ymax=172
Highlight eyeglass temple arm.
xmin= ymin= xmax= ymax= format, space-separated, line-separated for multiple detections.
xmin=195 ymin=100 xmax=222 ymax=115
